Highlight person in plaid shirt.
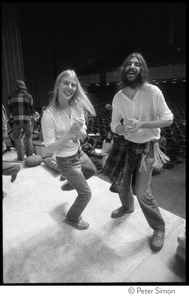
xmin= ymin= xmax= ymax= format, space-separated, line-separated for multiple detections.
xmin=7 ymin=80 xmax=39 ymax=161
xmin=107 ymin=53 xmax=173 ymax=252
xmin=2 ymin=104 xmax=21 ymax=189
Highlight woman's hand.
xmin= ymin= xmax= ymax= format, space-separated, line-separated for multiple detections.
xmin=70 ymin=118 xmax=86 ymax=141
xmin=70 ymin=119 xmax=84 ymax=135
xmin=77 ymin=127 xmax=87 ymax=141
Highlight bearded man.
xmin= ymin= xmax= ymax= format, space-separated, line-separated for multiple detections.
xmin=109 ymin=52 xmax=173 ymax=251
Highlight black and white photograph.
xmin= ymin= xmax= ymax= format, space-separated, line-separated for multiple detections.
xmin=2 ymin=2 xmax=186 ymax=293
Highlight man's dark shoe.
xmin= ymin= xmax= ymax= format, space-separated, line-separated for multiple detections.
xmin=151 ymin=229 xmax=165 ymax=251
xmin=111 ymin=205 xmax=134 ymax=218
xmin=65 ymin=218 xmax=89 ymax=230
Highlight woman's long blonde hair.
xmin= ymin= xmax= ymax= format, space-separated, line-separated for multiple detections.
xmin=47 ymin=70 xmax=96 ymax=119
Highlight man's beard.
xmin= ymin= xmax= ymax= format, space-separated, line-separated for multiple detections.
xmin=125 ymin=73 xmax=141 ymax=88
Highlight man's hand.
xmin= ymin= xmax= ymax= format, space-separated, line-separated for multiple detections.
xmin=115 ymin=124 xmax=126 ymax=135
xmin=126 ymin=118 xmax=142 ymax=132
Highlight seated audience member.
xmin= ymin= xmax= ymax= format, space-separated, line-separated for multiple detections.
xmin=101 ymin=131 xmax=113 ymax=169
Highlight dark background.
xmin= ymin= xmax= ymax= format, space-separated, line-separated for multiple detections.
xmin=2 ymin=2 xmax=186 ymax=110
xmin=17 ymin=2 xmax=186 ymax=75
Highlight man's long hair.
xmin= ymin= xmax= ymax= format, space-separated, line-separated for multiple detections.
xmin=118 ymin=52 xmax=149 ymax=90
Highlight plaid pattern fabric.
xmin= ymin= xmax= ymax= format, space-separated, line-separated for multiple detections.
xmin=101 ymin=135 xmax=130 ymax=193
xmin=102 ymin=136 xmax=151 ymax=194
xmin=8 ymin=92 xmax=35 ymax=123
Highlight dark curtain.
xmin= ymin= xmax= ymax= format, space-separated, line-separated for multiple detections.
xmin=2 ymin=3 xmax=55 ymax=113
xmin=2 ymin=3 xmax=25 ymax=111
xmin=18 ymin=3 xmax=55 ymax=112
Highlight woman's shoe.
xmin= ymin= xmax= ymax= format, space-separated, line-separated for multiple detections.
xmin=65 ymin=218 xmax=89 ymax=230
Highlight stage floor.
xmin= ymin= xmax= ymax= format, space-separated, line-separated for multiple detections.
xmin=3 ymin=155 xmax=186 ymax=283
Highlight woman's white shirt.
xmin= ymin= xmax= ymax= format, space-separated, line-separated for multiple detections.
xmin=41 ymin=105 xmax=86 ymax=157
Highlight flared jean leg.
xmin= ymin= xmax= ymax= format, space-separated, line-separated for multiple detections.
xmin=118 ymin=165 xmax=135 ymax=211
xmin=56 ymin=152 xmax=92 ymax=222
xmin=135 ymin=153 xmax=165 ymax=231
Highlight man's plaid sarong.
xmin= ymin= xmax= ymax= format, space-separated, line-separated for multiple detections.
xmin=101 ymin=135 xmax=153 ymax=193
xmin=101 ymin=135 xmax=129 ymax=193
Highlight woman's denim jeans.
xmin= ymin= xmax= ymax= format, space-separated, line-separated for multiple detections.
xmin=56 ymin=149 xmax=97 ymax=222
xmin=13 ymin=121 xmax=33 ymax=161
xmin=119 ymin=142 xmax=165 ymax=231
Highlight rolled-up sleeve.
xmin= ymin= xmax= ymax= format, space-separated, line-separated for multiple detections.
xmin=41 ymin=111 xmax=56 ymax=147
xmin=156 ymin=89 xmax=174 ymax=121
